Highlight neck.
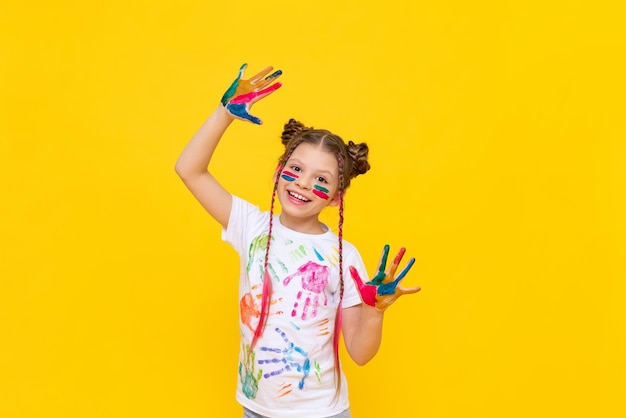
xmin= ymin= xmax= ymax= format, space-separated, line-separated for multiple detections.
xmin=278 ymin=213 xmax=327 ymax=234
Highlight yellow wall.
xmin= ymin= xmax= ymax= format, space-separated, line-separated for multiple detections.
xmin=1 ymin=1 xmax=625 ymax=417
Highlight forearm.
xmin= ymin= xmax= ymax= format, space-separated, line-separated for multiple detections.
xmin=344 ymin=305 xmax=385 ymax=366
xmin=175 ymin=106 xmax=235 ymax=180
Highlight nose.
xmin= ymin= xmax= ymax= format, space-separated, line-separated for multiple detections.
xmin=295 ymin=175 xmax=312 ymax=190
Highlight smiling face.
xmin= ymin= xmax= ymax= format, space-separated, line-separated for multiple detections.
xmin=276 ymin=142 xmax=341 ymax=233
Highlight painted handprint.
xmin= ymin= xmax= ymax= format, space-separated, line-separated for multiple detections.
xmin=240 ymin=284 xmax=285 ymax=332
xmin=221 ymin=63 xmax=282 ymax=125
xmin=349 ymin=245 xmax=420 ymax=311
xmin=258 ymin=327 xmax=315 ymax=390
xmin=239 ymin=343 xmax=263 ymax=400
xmin=283 ymin=261 xmax=329 ymax=320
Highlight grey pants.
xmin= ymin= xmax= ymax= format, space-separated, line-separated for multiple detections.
xmin=243 ymin=407 xmax=352 ymax=418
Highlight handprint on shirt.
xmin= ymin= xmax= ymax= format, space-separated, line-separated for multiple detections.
xmin=246 ymin=234 xmax=269 ymax=273
xmin=283 ymin=261 xmax=329 ymax=320
xmin=240 ymin=284 xmax=285 ymax=332
xmin=239 ymin=343 xmax=262 ymax=400
xmin=240 ymin=291 xmax=261 ymax=332
xmin=258 ymin=327 xmax=312 ymax=390
xmin=350 ymin=245 xmax=421 ymax=311
xmin=221 ymin=63 xmax=282 ymax=125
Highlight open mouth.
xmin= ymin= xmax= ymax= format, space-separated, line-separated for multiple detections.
xmin=288 ymin=191 xmax=311 ymax=202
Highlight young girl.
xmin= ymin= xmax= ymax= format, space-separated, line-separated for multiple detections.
xmin=175 ymin=64 xmax=420 ymax=418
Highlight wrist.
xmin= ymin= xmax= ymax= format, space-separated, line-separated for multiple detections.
xmin=213 ymin=105 xmax=237 ymax=124
xmin=362 ymin=303 xmax=385 ymax=319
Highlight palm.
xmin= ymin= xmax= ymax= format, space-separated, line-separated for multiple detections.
xmin=349 ymin=245 xmax=420 ymax=311
xmin=221 ymin=63 xmax=282 ymax=124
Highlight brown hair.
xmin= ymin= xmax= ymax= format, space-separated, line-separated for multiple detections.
xmin=251 ymin=118 xmax=371 ymax=402
xmin=279 ymin=118 xmax=370 ymax=190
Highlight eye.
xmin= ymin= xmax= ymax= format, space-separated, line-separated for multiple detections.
xmin=290 ymin=165 xmax=301 ymax=172
xmin=316 ymin=176 xmax=328 ymax=184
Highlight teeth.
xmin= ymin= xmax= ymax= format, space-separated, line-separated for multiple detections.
xmin=289 ymin=191 xmax=310 ymax=202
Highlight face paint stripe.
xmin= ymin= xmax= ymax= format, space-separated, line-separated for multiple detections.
xmin=312 ymin=189 xmax=330 ymax=200
xmin=312 ymin=184 xmax=330 ymax=200
xmin=281 ymin=170 xmax=298 ymax=182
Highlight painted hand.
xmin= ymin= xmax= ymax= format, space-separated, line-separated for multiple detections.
xmin=349 ymin=245 xmax=420 ymax=311
xmin=221 ymin=63 xmax=282 ymax=125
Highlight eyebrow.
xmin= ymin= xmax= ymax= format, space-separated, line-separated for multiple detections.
xmin=287 ymin=158 xmax=336 ymax=178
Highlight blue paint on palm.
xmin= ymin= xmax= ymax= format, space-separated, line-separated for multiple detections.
xmin=226 ymin=103 xmax=261 ymax=124
xmin=377 ymin=258 xmax=415 ymax=296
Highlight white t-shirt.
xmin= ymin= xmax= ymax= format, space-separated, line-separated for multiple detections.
xmin=222 ymin=195 xmax=366 ymax=418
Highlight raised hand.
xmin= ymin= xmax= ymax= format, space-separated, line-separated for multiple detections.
xmin=221 ymin=63 xmax=282 ymax=125
xmin=349 ymin=245 xmax=420 ymax=311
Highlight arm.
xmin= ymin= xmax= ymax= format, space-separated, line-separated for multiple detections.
xmin=175 ymin=106 xmax=235 ymax=228
xmin=341 ymin=304 xmax=384 ymax=366
xmin=342 ymin=245 xmax=421 ymax=365
xmin=175 ymin=64 xmax=282 ymax=228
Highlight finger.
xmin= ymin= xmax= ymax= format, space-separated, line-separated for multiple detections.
xmin=229 ymin=90 xmax=261 ymax=104
xmin=225 ymin=103 xmax=261 ymax=124
xmin=265 ymin=69 xmax=282 ymax=81
xmin=249 ymin=66 xmax=274 ymax=84
xmin=391 ymin=247 xmax=406 ymax=267
xmin=350 ymin=266 xmax=376 ymax=306
xmin=399 ymin=286 xmax=421 ymax=295
xmin=220 ymin=63 xmax=248 ymax=106
xmin=256 ymin=69 xmax=283 ymax=89
xmin=247 ymin=82 xmax=282 ymax=103
xmin=394 ymin=257 xmax=415 ymax=282
xmin=377 ymin=244 xmax=390 ymax=275
xmin=240 ymin=112 xmax=262 ymax=125
xmin=383 ymin=247 xmax=405 ymax=283
xmin=230 ymin=82 xmax=281 ymax=105
xmin=237 ymin=63 xmax=248 ymax=77
xmin=349 ymin=266 xmax=365 ymax=286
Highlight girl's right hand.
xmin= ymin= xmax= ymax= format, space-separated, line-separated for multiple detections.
xmin=220 ymin=63 xmax=282 ymax=125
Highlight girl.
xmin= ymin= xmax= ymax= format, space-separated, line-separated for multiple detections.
xmin=175 ymin=64 xmax=420 ymax=418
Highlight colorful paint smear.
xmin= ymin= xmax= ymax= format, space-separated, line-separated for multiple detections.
xmin=221 ymin=63 xmax=283 ymax=125
xmin=283 ymin=261 xmax=329 ymax=320
xmin=312 ymin=184 xmax=330 ymax=200
xmin=281 ymin=170 xmax=298 ymax=182
xmin=258 ymin=327 xmax=311 ymax=390
xmin=239 ymin=343 xmax=262 ymax=399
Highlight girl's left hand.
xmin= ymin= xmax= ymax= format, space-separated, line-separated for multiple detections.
xmin=349 ymin=245 xmax=421 ymax=311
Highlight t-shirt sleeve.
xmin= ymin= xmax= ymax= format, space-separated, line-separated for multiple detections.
xmin=340 ymin=244 xmax=368 ymax=309
xmin=221 ymin=195 xmax=266 ymax=254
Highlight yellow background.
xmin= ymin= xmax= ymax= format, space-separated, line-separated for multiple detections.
xmin=1 ymin=1 xmax=625 ymax=417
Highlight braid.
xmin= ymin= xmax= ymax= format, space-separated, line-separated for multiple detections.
xmin=250 ymin=140 xmax=302 ymax=349
xmin=337 ymin=153 xmax=346 ymax=303
xmin=332 ymin=152 xmax=346 ymax=399
xmin=250 ymin=177 xmax=278 ymax=350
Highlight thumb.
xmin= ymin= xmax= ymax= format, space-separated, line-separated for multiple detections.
xmin=349 ymin=266 xmax=376 ymax=307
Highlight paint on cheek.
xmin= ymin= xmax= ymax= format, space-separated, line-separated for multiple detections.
xmin=281 ymin=171 xmax=298 ymax=182
xmin=313 ymin=185 xmax=330 ymax=200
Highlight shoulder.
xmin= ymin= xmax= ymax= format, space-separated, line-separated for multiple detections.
xmin=230 ymin=195 xmax=269 ymax=223
xmin=339 ymin=237 xmax=360 ymax=256
xmin=223 ymin=195 xmax=270 ymax=245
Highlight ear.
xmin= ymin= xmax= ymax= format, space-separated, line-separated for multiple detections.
xmin=327 ymin=189 xmax=344 ymax=207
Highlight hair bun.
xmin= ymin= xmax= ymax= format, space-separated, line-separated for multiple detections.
xmin=281 ymin=118 xmax=312 ymax=146
xmin=347 ymin=140 xmax=371 ymax=179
